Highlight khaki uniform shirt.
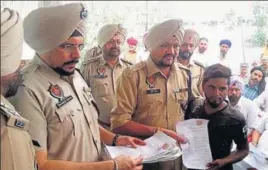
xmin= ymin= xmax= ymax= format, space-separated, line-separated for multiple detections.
xmin=111 ymin=57 xmax=189 ymax=131
xmin=80 ymin=55 xmax=132 ymax=126
xmin=11 ymin=55 xmax=101 ymax=162
xmin=1 ymin=95 xmax=36 ymax=170
xmin=177 ymin=60 xmax=204 ymax=98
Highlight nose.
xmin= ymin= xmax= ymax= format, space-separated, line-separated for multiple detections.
xmin=71 ymin=47 xmax=81 ymax=60
xmin=166 ymin=46 xmax=175 ymax=55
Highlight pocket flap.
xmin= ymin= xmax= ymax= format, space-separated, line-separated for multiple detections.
xmin=55 ymin=108 xmax=71 ymax=122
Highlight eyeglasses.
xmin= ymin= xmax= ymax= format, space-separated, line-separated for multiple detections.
xmin=59 ymin=43 xmax=85 ymax=52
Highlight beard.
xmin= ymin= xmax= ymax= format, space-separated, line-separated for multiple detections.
xmin=53 ymin=59 xmax=79 ymax=76
xmin=157 ymin=54 xmax=175 ymax=67
xmin=179 ymin=51 xmax=193 ymax=60
xmin=3 ymin=74 xmax=23 ymax=98
xmin=205 ymin=94 xmax=224 ymax=109
xmin=109 ymin=47 xmax=120 ymax=58
xmin=198 ymin=47 xmax=206 ymax=53
xmin=228 ymin=94 xmax=241 ymax=105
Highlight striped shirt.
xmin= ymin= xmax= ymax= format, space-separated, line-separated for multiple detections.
xmin=243 ymin=84 xmax=259 ymax=100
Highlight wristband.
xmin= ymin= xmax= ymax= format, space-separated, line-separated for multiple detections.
xmin=112 ymin=134 xmax=120 ymax=146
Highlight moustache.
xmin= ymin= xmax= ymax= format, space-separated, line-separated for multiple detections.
xmin=110 ymin=48 xmax=120 ymax=52
xmin=63 ymin=59 xmax=79 ymax=66
xmin=163 ymin=54 xmax=176 ymax=59
xmin=179 ymin=51 xmax=192 ymax=59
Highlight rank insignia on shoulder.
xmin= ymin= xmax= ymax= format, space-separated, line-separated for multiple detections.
xmin=14 ymin=119 xmax=25 ymax=128
xmin=47 ymin=83 xmax=73 ymax=108
xmin=94 ymin=67 xmax=107 ymax=78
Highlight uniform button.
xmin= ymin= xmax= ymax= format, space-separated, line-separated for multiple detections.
xmin=89 ymin=121 xmax=92 ymax=125
xmin=77 ymin=108 xmax=82 ymax=112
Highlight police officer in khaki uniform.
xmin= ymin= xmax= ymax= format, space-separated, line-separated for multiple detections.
xmin=80 ymin=24 xmax=132 ymax=129
xmin=111 ymin=19 xmax=189 ymax=170
xmin=11 ymin=3 xmax=145 ymax=170
xmin=1 ymin=8 xmax=37 ymax=170
xmin=177 ymin=29 xmax=205 ymax=98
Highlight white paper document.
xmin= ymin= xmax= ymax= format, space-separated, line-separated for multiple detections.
xmin=105 ymin=131 xmax=182 ymax=163
xmin=176 ymin=119 xmax=213 ymax=170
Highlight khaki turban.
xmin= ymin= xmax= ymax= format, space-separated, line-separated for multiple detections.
xmin=183 ymin=29 xmax=199 ymax=47
xmin=144 ymin=19 xmax=184 ymax=52
xmin=23 ymin=3 xmax=88 ymax=54
xmin=97 ymin=24 xmax=127 ymax=48
xmin=1 ymin=8 xmax=23 ymax=76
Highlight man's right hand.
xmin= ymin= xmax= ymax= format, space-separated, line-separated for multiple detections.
xmin=114 ymin=155 xmax=143 ymax=170
xmin=159 ymin=128 xmax=187 ymax=144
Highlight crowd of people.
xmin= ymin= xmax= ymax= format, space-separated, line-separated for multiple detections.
xmin=1 ymin=2 xmax=268 ymax=170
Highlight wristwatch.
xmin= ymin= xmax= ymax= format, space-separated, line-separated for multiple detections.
xmin=112 ymin=134 xmax=120 ymax=146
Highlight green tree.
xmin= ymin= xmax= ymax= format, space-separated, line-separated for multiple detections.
xmin=250 ymin=1 xmax=268 ymax=47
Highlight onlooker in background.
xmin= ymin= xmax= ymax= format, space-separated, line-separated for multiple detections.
xmin=233 ymin=115 xmax=268 ymax=170
xmin=260 ymin=55 xmax=268 ymax=77
xmin=139 ymin=32 xmax=150 ymax=61
xmin=121 ymin=36 xmax=142 ymax=64
xmin=207 ymin=39 xmax=234 ymax=72
xmin=228 ymin=78 xmax=260 ymax=135
xmin=262 ymin=39 xmax=268 ymax=56
xmin=236 ymin=62 xmax=250 ymax=84
xmin=177 ymin=28 xmax=205 ymax=98
xmin=191 ymin=37 xmax=209 ymax=67
xmin=243 ymin=67 xmax=266 ymax=101
xmin=251 ymin=60 xmax=259 ymax=68
xmin=254 ymin=88 xmax=268 ymax=113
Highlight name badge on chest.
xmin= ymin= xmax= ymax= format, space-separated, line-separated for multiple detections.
xmin=48 ymin=83 xmax=73 ymax=108
xmin=146 ymin=75 xmax=161 ymax=94
xmin=94 ymin=67 xmax=108 ymax=78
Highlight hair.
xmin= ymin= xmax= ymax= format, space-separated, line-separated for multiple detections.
xmin=250 ymin=66 xmax=266 ymax=95
xmin=199 ymin=37 xmax=208 ymax=43
xmin=203 ymin=64 xmax=232 ymax=85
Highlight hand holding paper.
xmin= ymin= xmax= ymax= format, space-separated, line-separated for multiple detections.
xmin=176 ymin=119 xmax=213 ymax=170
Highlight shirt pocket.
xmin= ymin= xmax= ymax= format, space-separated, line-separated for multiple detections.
xmin=93 ymin=82 xmax=109 ymax=97
xmin=55 ymin=108 xmax=81 ymax=137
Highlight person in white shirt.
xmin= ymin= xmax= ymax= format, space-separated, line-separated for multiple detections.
xmin=207 ymin=39 xmax=236 ymax=73
xmin=234 ymin=115 xmax=268 ymax=170
xmin=228 ymin=78 xmax=261 ymax=134
xmin=191 ymin=37 xmax=209 ymax=67
xmin=254 ymin=88 xmax=268 ymax=113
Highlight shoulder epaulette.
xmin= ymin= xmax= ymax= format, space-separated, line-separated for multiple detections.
xmin=82 ymin=55 xmax=101 ymax=65
xmin=130 ymin=61 xmax=146 ymax=71
xmin=121 ymin=58 xmax=133 ymax=65
xmin=193 ymin=60 xmax=205 ymax=69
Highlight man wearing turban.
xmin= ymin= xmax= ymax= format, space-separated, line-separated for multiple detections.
xmin=111 ymin=19 xmax=189 ymax=170
xmin=10 ymin=3 xmax=145 ymax=170
xmin=177 ymin=28 xmax=205 ymax=98
xmin=121 ymin=36 xmax=143 ymax=64
xmin=80 ymin=24 xmax=132 ymax=130
xmin=1 ymin=8 xmax=37 ymax=170
xmin=207 ymin=39 xmax=235 ymax=73
xmin=228 ymin=78 xmax=260 ymax=135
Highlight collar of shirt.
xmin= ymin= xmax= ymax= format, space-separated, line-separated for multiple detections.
xmin=32 ymin=54 xmax=74 ymax=83
xmin=146 ymin=56 xmax=179 ymax=78
xmin=245 ymin=83 xmax=259 ymax=91
xmin=99 ymin=54 xmax=124 ymax=67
